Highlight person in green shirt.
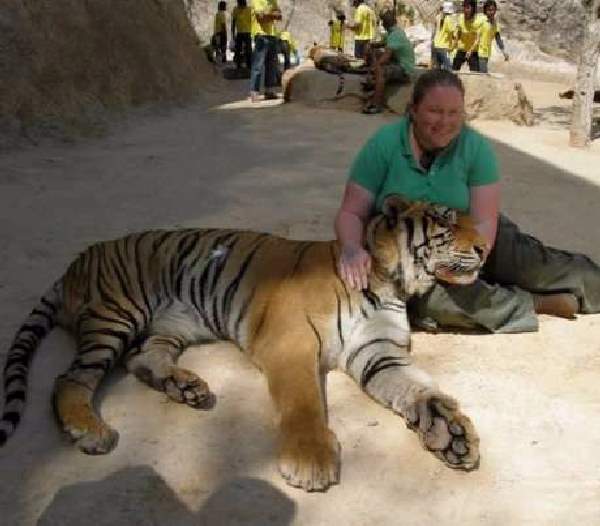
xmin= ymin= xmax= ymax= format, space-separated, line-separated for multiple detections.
xmin=362 ymin=9 xmax=415 ymax=115
xmin=335 ymin=69 xmax=600 ymax=333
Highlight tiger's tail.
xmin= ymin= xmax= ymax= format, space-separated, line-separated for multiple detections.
xmin=0 ymin=280 xmax=63 ymax=446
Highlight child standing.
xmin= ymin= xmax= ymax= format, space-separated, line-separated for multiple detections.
xmin=213 ymin=1 xmax=228 ymax=63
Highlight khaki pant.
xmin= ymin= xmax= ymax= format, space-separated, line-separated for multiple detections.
xmin=409 ymin=215 xmax=600 ymax=333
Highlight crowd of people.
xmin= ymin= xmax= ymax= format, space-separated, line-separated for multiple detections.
xmin=209 ymin=1 xmax=511 ymax=104
xmin=209 ymin=0 xmax=299 ymax=102
xmin=432 ymin=0 xmax=508 ymax=73
xmin=320 ymin=0 xmax=510 ymax=113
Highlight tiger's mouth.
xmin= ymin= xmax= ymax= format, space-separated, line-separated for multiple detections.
xmin=434 ymin=266 xmax=479 ymax=285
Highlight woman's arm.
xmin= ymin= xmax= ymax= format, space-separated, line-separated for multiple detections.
xmin=469 ymin=181 xmax=501 ymax=252
xmin=334 ymin=182 xmax=375 ymax=290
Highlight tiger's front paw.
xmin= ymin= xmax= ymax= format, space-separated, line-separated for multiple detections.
xmin=278 ymin=428 xmax=341 ymax=492
xmin=163 ymin=367 xmax=216 ymax=409
xmin=401 ymin=391 xmax=479 ymax=471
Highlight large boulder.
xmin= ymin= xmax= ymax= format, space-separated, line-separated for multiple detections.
xmin=0 ymin=0 xmax=216 ymax=141
xmin=283 ymin=64 xmax=535 ymax=125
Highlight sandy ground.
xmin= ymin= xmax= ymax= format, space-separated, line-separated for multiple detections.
xmin=1 ymin=72 xmax=600 ymax=525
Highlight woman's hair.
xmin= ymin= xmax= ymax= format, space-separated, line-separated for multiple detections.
xmin=411 ymin=70 xmax=465 ymax=107
xmin=463 ymin=0 xmax=477 ymax=17
xmin=237 ymin=0 xmax=247 ymax=6
xmin=483 ymin=0 xmax=497 ymax=11
xmin=218 ymin=1 xmax=227 ymax=10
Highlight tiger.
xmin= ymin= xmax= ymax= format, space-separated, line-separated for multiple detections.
xmin=0 ymin=195 xmax=487 ymax=492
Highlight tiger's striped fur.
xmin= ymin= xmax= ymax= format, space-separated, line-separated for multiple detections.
xmin=0 ymin=196 xmax=486 ymax=491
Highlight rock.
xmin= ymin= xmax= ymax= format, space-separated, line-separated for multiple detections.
xmin=387 ymin=69 xmax=535 ymax=125
xmin=284 ymin=64 xmax=536 ymax=126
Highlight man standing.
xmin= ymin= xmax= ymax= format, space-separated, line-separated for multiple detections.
xmin=347 ymin=0 xmax=375 ymax=59
xmin=362 ymin=9 xmax=414 ymax=114
xmin=452 ymin=0 xmax=482 ymax=71
xmin=249 ymin=0 xmax=282 ymax=102
xmin=476 ymin=0 xmax=509 ymax=73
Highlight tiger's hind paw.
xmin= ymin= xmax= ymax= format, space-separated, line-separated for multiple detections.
xmin=163 ymin=367 xmax=216 ymax=410
xmin=65 ymin=424 xmax=119 ymax=455
xmin=403 ymin=391 xmax=480 ymax=471
xmin=278 ymin=428 xmax=341 ymax=492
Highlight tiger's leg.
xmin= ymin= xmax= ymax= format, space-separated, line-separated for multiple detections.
xmin=53 ymin=305 xmax=143 ymax=454
xmin=342 ymin=340 xmax=479 ymax=470
xmin=125 ymin=334 xmax=215 ymax=409
xmin=253 ymin=338 xmax=340 ymax=492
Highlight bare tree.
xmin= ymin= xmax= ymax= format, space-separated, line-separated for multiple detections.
xmin=570 ymin=0 xmax=600 ymax=147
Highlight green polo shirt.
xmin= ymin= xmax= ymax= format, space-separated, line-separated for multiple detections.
xmin=349 ymin=117 xmax=499 ymax=212
xmin=385 ymin=27 xmax=415 ymax=74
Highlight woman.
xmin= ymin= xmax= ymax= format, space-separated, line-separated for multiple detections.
xmin=452 ymin=0 xmax=481 ymax=72
xmin=335 ymin=69 xmax=600 ymax=333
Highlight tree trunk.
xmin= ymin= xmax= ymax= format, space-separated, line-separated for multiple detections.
xmin=570 ymin=0 xmax=600 ymax=147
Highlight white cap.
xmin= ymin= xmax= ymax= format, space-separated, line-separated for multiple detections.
xmin=442 ymin=1 xmax=454 ymax=13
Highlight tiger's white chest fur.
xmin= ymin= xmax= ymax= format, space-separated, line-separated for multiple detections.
xmin=326 ymin=291 xmax=411 ymax=372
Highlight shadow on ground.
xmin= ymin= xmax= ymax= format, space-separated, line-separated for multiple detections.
xmin=37 ymin=467 xmax=296 ymax=526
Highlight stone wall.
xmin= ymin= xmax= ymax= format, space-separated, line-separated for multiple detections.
xmin=0 ymin=0 xmax=212 ymax=139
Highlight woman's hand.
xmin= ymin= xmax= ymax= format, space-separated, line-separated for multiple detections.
xmin=339 ymin=244 xmax=372 ymax=290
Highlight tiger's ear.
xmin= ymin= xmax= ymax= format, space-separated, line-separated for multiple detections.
xmin=382 ymin=194 xmax=427 ymax=228
xmin=382 ymin=194 xmax=411 ymax=229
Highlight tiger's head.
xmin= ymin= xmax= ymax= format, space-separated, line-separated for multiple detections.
xmin=366 ymin=195 xmax=487 ymax=297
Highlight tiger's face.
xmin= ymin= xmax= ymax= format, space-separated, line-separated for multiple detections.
xmin=367 ymin=195 xmax=487 ymax=296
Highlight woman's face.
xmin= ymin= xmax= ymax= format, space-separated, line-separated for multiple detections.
xmin=411 ymin=86 xmax=465 ymax=150
xmin=463 ymin=2 xmax=473 ymax=17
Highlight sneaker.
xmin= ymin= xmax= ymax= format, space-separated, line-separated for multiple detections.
xmin=264 ymin=92 xmax=279 ymax=100
xmin=248 ymin=91 xmax=261 ymax=103
xmin=362 ymin=103 xmax=383 ymax=115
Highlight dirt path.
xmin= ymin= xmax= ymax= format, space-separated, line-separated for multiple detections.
xmin=0 ymin=76 xmax=599 ymax=525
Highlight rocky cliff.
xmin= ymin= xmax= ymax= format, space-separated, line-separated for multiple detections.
xmin=0 ymin=0 xmax=211 ymax=142
xmin=0 ymin=0 xmax=590 ymax=143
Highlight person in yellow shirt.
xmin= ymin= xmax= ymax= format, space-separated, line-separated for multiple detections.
xmin=431 ymin=1 xmax=455 ymax=70
xmin=249 ymin=0 xmax=282 ymax=101
xmin=347 ymin=0 xmax=375 ymax=59
xmin=213 ymin=1 xmax=228 ymax=63
xmin=232 ymin=0 xmax=253 ymax=69
xmin=452 ymin=0 xmax=482 ymax=71
xmin=278 ymin=30 xmax=299 ymax=70
xmin=328 ymin=12 xmax=346 ymax=53
xmin=476 ymin=0 xmax=509 ymax=73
